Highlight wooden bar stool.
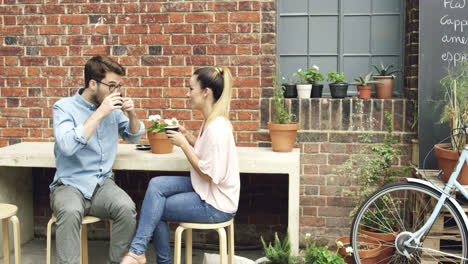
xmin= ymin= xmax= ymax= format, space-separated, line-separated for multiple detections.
xmin=46 ymin=214 xmax=112 ymax=264
xmin=0 ymin=203 xmax=21 ymax=264
xmin=174 ymin=219 xmax=234 ymax=264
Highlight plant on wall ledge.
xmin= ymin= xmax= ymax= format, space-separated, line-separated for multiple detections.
xmin=327 ymin=71 xmax=349 ymax=98
xmin=267 ymin=74 xmax=299 ymax=152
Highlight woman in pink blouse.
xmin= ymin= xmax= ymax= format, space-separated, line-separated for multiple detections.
xmin=121 ymin=67 xmax=240 ymax=264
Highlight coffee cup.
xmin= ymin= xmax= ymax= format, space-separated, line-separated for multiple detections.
xmin=164 ymin=126 xmax=179 ymax=133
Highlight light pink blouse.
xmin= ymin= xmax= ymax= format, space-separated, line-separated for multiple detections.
xmin=191 ymin=117 xmax=240 ymax=214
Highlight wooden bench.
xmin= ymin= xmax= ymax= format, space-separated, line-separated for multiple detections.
xmin=0 ymin=142 xmax=300 ymax=255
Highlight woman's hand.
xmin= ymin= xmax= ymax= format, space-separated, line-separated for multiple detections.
xmin=166 ymin=130 xmax=189 ymax=148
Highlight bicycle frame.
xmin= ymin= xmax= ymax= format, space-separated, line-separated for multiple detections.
xmin=405 ymin=145 xmax=468 ymax=248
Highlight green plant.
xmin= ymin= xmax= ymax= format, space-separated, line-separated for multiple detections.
xmin=349 ymin=72 xmax=383 ymax=86
xmin=305 ymin=65 xmax=324 ymax=84
xmin=260 ymin=232 xmax=299 ymax=264
xmin=146 ymin=115 xmax=179 ymax=133
xmin=293 ymin=69 xmax=308 ymax=84
xmin=436 ymin=62 xmax=468 ymax=151
xmin=303 ymin=234 xmax=347 ymax=264
xmin=327 ymin=71 xmax=346 ymax=83
xmin=272 ymin=75 xmax=296 ymax=124
xmin=282 ymin=74 xmax=297 ymax=85
xmin=372 ymin=63 xmax=400 ymax=78
xmin=338 ymin=111 xmax=410 ymax=232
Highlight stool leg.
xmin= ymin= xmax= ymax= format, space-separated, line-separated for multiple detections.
xmin=185 ymin=229 xmax=192 ymax=264
xmin=217 ymin=227 xmax=228 ymax=264
xmin=228 ymin=223 xmax=234 ymax=264
xmin=174 ymin=226 xmax=185 ymax=264
xmin=46 ymin=218 xmax=55 ymax=264
xmin=10 ymin=216 xmax=20 ymax=264
xmin=2 ymin=218 xmax=10 ymax=264
xmin=81 ymin=225 xmax=88 ymax=264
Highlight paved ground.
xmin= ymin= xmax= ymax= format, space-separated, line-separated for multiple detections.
xmin=0 ymin=239 xmax=264 ymax=264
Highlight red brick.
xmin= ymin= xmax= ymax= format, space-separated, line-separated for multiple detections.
xmin=231 ymin=121 xmax=258 ymax=131
xmin=164 ymin=24 xmax=192 ymax=33
xmin=163 ymin=46 xmax=191 ymax=55
xmin=1 ymin=87 xmax=27 ymax=97
xmin=29 ymin=129 xmax=43 ymax=138
xmin=163 ymin=67 xmax=191 ymax=77
xmin=302 ymin=154 xmax=327 ymax=165
xmin=0 ymin=47 xmax=23 ymax=56
xmin=5 ymin=57 xmax=18 ymax=66
xmin=21 ymin=77 xmax=47 ymax=87
xmin=148 ymin=68 xmax=162 ymax=77
xmin=170 ymin=99 xmax=186 ymax=108
xmin=231 ymin=34 xmax=259 ymax=44
xmin=163 ymin=87 xmax=187 ymax=98
xmin=162 ymin=110 xmax=191 ymax=120
xmin=125 ymin=25 xmax=148 ymax=34
xmin=140 ymin=98 xmax=170 ymax=109
xmin=43 ymin=88 xmax=68 ymax=97
xmin=186 ymin=56 xmax=214 ymax=66
xmin=141 ymin=35 xmax=170 ymax=45
xmin=29 ymin=109 xmax=42 ymax=118
xmin=118 ymin=15 xmax=138 ymax=24
xmin=21 ymin=98 xmax=47 ymax=107
xmin=207 ymin=45 xmax=236 ymax=55
xmin=60 ymin=14 xmax=88 ymax=24
xmin=3 ymin=128 xmax=28 ymax=137
xmin=83 ymin=46 xmax=109 ymax=55
xmin=4 ymin=67 xmax=25 ymax=76
xmin=231 ymin=99 xmax=259 ymax=109
xmin=128 ymin=67 xmax=147 ymax=76
xmin=120 ymin=57 xmax=140 ymax=66
xmin=1 ymin=108 xmax=28 ymax=117
xmin=169 ymin=13 xmax=184 ymax=23
xmin=141 ymin=14 xmax=169 ymax=24
xmin=20 ymin=57 xmax=46 ymax=66
xmin=39 ymin=4 xmax=65 ymax=13
xmin=230 ymin=12 xmax=260 ymax=22
xmin=172 ymin=35 xmax=185 ymax=45
xmin=41 ymin=47 xmax=67 ymax=56
xmin=147 ymin=3 xmax=161 ymax=12
xmin=23 ymin=119 xmax=48 ymax=128
xmin=186 ymin=35 xmax=214 ymax=44
xmin=141 ymin=78 xmax=168 ymax=87
xmin=18 ymin=15 xmax=44 ymax=25
xmin=207 ymin=23 xmax=236 ymax=33
xmin=185 ymin=13 xmax=213 ymax=23
xmin=39 ymin=26 xmax=66 ymax=35
xmin=149 ymin=24 xmax=163 ymax=34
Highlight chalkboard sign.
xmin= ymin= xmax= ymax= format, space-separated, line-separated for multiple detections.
xmin=419 ymin=0 xmax=468 ymax=169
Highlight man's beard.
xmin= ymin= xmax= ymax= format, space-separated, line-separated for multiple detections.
xmin=91 ymin=94 xmax=101 ymax=108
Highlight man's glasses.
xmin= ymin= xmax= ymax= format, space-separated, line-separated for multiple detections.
xmin=95 ymin=80 xmax=122 ymax=92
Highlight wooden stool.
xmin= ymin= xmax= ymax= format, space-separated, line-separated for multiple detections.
xmin=46 ymin=214 xmax=112 ymax=264
xmin=174 ymin=219 xmax=234 ymax=264
xmin=0 ymin=204 xmax=21 ymax=264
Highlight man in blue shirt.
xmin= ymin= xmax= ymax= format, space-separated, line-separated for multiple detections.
xmin=50 ymin=56 xmax=145 ymax=264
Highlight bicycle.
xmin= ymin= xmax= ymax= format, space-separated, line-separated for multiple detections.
xmin=350 ymin=135 xmax=468 ymax=263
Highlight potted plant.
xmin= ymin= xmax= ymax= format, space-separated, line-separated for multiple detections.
xmin=305 ymin=65 xmax=324 ymax=98
xmin=293 ymin=68 xmax=312 ymax=99
xmin=259 ymin=232 xmax=300 ymax=264
xmin=146 ymin=115 xmax=178 ymax=154
xmin=372 ymin=63 xmax=399 ymax=99
xmin=337 ymin=112 xmax=410 ymax=263
xmin=304 ymin=233 xmax=348 ymax=264
xmin=349 ymin=72 xmax=382 ymax=99
xmin=281 ymin=75 xmax=297 ymax=98
xmin=267 ymin=75 xmax=298 ymax=152
xmin=434 ymin=62 xmax=468 ymax=183
xmin=334 ymin=236 xmax=381 ymax=264
xmin=327 ymin=71 xmax=348 ymax=98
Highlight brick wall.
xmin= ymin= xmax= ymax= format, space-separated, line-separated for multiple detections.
xmin=1 ymin=0 xmax=419 ymax=248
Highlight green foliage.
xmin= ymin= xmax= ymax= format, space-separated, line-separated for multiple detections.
xmin=338 ymin=111 xmax=411 ymax=231
xmin=261 ymin=232 xmax=299 ymax=264
xmin=303 ymin=238 xmax=346 ymax=264
xmin=372 ymin=63 xmax=399 ymax=78
xmin=146 ymin=115 xmax=167 ymax=133
xmin=326 ymin=71 xmax=346 ymax=83
xmin=436 ymin=61 xmax=468 ymax=151
xmin=349 ymin=72 xmax=383 ymax=86
xmin=272 ymin=76 xmax=296 ymax=124
xmin=305 ymin=66 xmax=324 ymax=84
xmin=293 ymin=69 xmax=308 ymax=84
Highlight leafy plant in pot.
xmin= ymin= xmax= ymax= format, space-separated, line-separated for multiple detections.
xmin=327 ymin=71 xmax=348 ymax=98
xmin=146 ymin=115 xmax=178 ymax=154
xmin=293 ymin=68 xmax=312 ymax=99
xmin=259 ymin=232 xmax=299 ymax=264
xmin=267 ymin=75 xmax=298 ymax=152
xmin=305 ymin=65 xmax=324 ymax=98
xmin=337 ymin=112 xmax=410 ymax=264
xmin=281 ymin=75 xmax=297 ymax=98
xmin=349 ymin=72 xmax=382 ymax=99
xmin=434 ymin=62 xmax=468 ymax=184
xmin=372 ymin=63 xmax=399 ymax=99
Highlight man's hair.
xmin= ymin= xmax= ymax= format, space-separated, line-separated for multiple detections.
xmin=84 ymin=56 xmax=125 ymax=88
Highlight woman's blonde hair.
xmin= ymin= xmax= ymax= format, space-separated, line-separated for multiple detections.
xmin=193 ymin=67 xmax=233 ymax=128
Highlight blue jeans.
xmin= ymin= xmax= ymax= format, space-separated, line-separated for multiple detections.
xmin=129 ymin=176 xmax=235 ymax=264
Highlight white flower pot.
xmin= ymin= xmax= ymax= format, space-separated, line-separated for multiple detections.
xmin=296 ymin=84 xmax=312 ymax=98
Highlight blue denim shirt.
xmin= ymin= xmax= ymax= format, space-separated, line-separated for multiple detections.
xmin=50 ymin=87 xmax=145 ymax=199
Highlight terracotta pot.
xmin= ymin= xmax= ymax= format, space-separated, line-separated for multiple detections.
xmin=357 ymin=85 xmax=372 ymax=99
xmin=147 ymin=132 xmax=173 ymax=154
xmin=360 ymin=226 xmax=400 ymax=264
xmin=434 ymin=143 xmax=468 ymax=184
xmin=267 ymin=122 xmax=299 ymax=152
xmin=335 ymin=236 xmax=381 ymax=264
xmin=373 ymin=76 xmax=394 ymax=99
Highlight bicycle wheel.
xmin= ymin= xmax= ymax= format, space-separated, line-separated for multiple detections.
xmin=350 ymin=182 xmax=468 ymax=264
